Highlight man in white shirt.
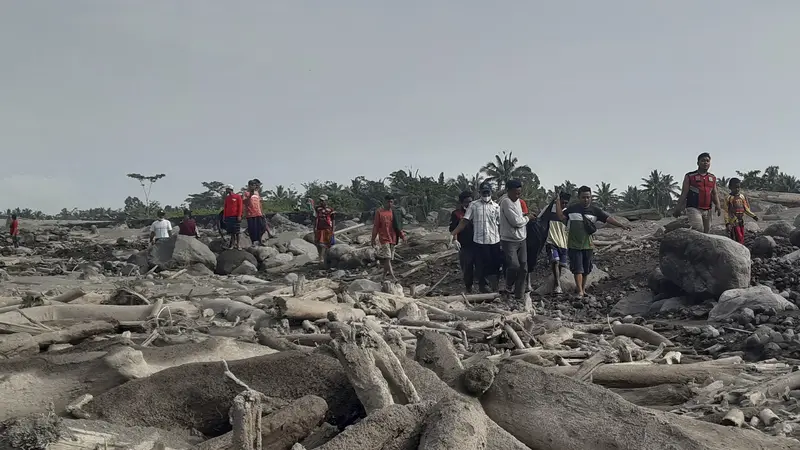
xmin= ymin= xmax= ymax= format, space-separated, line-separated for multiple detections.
xmin=450 ymin=184 xmax=501 ymax=293
xmin=149 ymin=210 xmax=173 ymax=244
xmin=499 ymin=179 xmax=529 ymax=300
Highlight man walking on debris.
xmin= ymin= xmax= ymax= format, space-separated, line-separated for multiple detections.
xmin=538 ymin=191 xmax=571 ymax=294
xmin=178 ymin=209 xmax=200 ymax=238
xmin=372 ymin=194 xmax=405 ymax=281
xmin=674 ymin=152 xmax=721 ymax=233
xmin=223 ymin=184 xmax=243 ymax=250
xmin=243 ymin=179 xmax=267 ymax=247
xmin=149 ymin=210 xmax=173 ymax=244
xmin=724 ymin=177 xmax=759 ymax=244
xmin=555 ymin=186 xmax=631 ymax=298
xmin=9 ymin=214 xmax=19 ymax=248
xmin=314 ymin=194 xmax=336 ymax=263
xmin=499 ymin=179 xmax=529 ymax=301
xmin=450 ymin=184 xmax=502 ymax=293
xmin=449 ymin=191 xmax=476 ymax=293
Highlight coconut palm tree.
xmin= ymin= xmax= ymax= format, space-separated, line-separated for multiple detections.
xmin=619 ymin=186 xmax=645 ymax=211
xmin=481 ymin=151 xmax=533 ymax=191
xmin=593 ymin=182 xmax=618 ymax=211
xmin=640 ymin=170 xmax=679 ymax=214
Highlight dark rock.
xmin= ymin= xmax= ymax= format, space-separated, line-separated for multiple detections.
xmin=215 ymin=249 xmax=257 ymax=275
xmin=750 ymin=236 xmax=777 ymax=258
xmin=762 ymin=221 xmax=793 ymax=238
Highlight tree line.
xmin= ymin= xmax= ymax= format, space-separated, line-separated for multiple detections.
xmin=5 ymin=154 xmax=799 ymax=221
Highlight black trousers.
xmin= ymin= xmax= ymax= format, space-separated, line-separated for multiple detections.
xmin=502 ymin=240 xmax=528 ymax=299
xmin=474 ymin=242 xmax=502 ymax=292
xmin=458 ymin=245 xmax=476 ymax=290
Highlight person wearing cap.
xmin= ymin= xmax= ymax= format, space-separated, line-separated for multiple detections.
xmin=149 ymin=210 xmax=173 ymax=244
xmin=314 ymin=194 xmax=336 ymax=263
xmin=243 ymin=179 xmax=267 ymax=247
xmin=223 ymin=184 xmax=244 ymax=249
xmin=450 ymin=183 xmax=502 ymax=293
xmin=499 ymin=179 xmax=529 ymax=301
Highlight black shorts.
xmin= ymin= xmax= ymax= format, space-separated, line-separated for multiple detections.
xmin=224 ymin=217 xmax=241 ymax=234
xmin=567 ymin=249 xmax=593 ymax=275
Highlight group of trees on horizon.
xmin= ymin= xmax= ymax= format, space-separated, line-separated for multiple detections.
xmin=5 ymin=152 xmax=800 ymax=222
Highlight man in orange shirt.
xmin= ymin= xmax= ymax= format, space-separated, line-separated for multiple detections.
xmin=371 ymin=194 xmax=405 ymax=281
xmin=314 ymin=194 xmax=335 ymax=263
xmin=243 ymin=179 xmax=267 ymax=247
xmin=223 ymin=184 xmax=244 ymax=250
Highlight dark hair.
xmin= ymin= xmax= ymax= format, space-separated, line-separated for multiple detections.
xmin=728 ymin=177 xmax=741 ymax=187
xmin=183 ymin=209 xmax=192 ymax=216
xmin=157 ymin=210 xmax=166 ymax=217
xmin=578 ymin=186 xmax=591 ymax=194
xmin=11 ymin=214 xmax=17 ymax=219
xmin=506 ymin=179 xmax=522 ymax=190
xmin=251 ymin=178 xmax=261 ymax=185
xmin=559 ymin=191 xmax=571 ymax=201
xmin=384 ymin=194 xmax=395 ymax=201
xmin=479 ymin=183 xmax=492 ymax=193
xmin=697 ymin=152 xmax=711 ymax=161
xmin=458 ymin=191 xmax=473 ymax=202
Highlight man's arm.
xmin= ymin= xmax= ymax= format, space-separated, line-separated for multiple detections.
xmin=711 ymin=186 xmax=721 ymax=215
xmin=596 ymin=207 xmax=631 ymax=231
xmin=674 ymin=174 xmax=690 ymax=216
xmin=553 ymin=196 xmax=566 ymax=222
xmin=501 ymin=198 xmax=529 ymax=228
xmin=606 ymin=217 xmax=632 ymax=231
xmin=742 ymin=196 xmax=758 ymax=219
xmin=452 ymin=203 xmax=474 ymax=236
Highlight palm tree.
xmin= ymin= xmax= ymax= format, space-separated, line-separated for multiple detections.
xmin=481 ymin=151 xmax=533 ymax=191
xmin=265 ymin=185 xmax=298 ymax=201
xmin=640 ymin=170 xmax=679 ymax=214
xmin=620 ymin=186 xmax=645 ymax=211
xmin=717 ymin=176 xmax=730 ymax=189
xmin=593 ymin=182 xmax=618 ymax=210
xmin=774 ymin=173 xmax=800 ymax=193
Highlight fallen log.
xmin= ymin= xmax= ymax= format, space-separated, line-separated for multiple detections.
xmin=739 ymin=369 xmax=800 ymax=406
xmin=330 ymin=339 xmax=393 ymax=414
xmin=415 ymin=331 xmax=464 ymax=386
xmin=0 ymin=301 xmax=199 ymax=325
xmin=276 ymin=297 xmax=365 ymax=322
xmin=232 ymin=390 xmax=263 ymax=450
xmin=418 ymin=396 xmax=488 ymax=450
xmin=611 ymin=323 xmax=673 ymax=346
xmin=742 ymin=189 xmax=800 ymax=207
xmin=481 ymin=360 xmax=798 ymax=450
xmin=51 ymin=287 xmax=87 ymax=303
xmin=313 ymin=402 xmax=432 ymax=450
xmin=610 ymin=384 xmax=695 ymax=407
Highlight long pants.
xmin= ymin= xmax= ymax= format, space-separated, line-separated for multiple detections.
xmin=502 ymin=240 xmax=528 ymax=299
xmin=686 ymin=207 xmax=712 ymax=233
xmin=247 ymin=216 xmax=266 ymax=243
xmin=458 ymin=245 xmax=476 ymax=290
xmin=474 ymin=243 xmax=502 ymax=292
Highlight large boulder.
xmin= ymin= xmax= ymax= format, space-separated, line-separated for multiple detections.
xmin=247 ymin=245 xmax=279 ymax=263
xmin=790 ymin=228 xmax=800 ymax=248
xmin=762 ymin=221 xmax=793 ymax=238
xmin=215 ymin=249 xmax=257 ymax=275
xmin=126 ymin=251 xmax=150 ymax=273
xmin=269 ymin=213 xmax=308 ymax=233
xmin=709 ymin=286 xmax=798 ymax=321
xmin=288 ymin=238 xmax=319 ymax=259
xmin=347 ymin=278 xmax=382 ymax=294
xmin=794 ymin=214 xmax=800 ymax=228
xmin=326 ymin=244 xmax=376 ymax=269
xmin=263 ymin=252 xmax=293 ymax=268
xmin=147 ymin=235 xmax=217 ymax=271
xmin=660 ymin=229 xmax=750 ymax=298
xmin=750 ymin=235 xmax=777 ymax=258
xmin=610 ymin=291 xmax=657 ymax=317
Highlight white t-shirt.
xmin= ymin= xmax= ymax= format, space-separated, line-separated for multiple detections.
xmin=150 ymin=218 xmax=173 ymax=239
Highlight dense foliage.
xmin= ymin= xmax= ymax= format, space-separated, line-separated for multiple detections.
xmin=5 ymin=157 xmax=799 ymax=221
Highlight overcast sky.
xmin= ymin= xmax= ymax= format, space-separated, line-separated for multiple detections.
xmin=2 ymin=1 xmax=799 ymax=213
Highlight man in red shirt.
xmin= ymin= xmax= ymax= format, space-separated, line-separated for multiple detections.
xmin=223 ymin=184 xmax=244 ymax=249
xmin=371 ymin=194 xmax=405 ymax=281
xmin=314 ymin=194 xmax=335 ymax=263
xmin=674 ymin=152 xmax=721 ymax=233
xmin=9 ymin=214 xmax=19 ymax=248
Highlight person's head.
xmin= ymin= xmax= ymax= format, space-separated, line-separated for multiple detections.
xmin=458 ymin=191 xmax=473 ymax=209
xmin=319 ymin=194 xmax=329 ymax=206
xmin=183 ymin=209 xmax=192 ymax=218
xmin=384 ymin=194 xmax=395 ymax=208
xmin=728 ymin=177 xmax=742 ymax=194
xmin=224 ymin=184 xmax=234 ymax=194
xmin=479 ymin=184 xmax=493 ymax=202
xmin=577 ymin=186 xmax=592 ymax=207
xmin=506 ymin=179 xmax=523 ymax=201
xmin=157 ymin=210 xmax=166 ymax=219
xmin=11 ymin=214 xmax=17 ymax=220
xmin=697 ymin=153 xmax=711 ymax=172
xmin=559 ymin=191 xmax=571 ymax=204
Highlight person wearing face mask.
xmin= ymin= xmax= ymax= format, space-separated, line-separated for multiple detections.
xmin=450 ymin=184 xmax=502 ymax=293
xmin=449 ymin=191 xmax=476 ymax=293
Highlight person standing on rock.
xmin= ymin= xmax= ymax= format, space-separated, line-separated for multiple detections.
xmin=243 ymin=179 xmax=267 ymax=247
xmin=223 ymin=184 xmax=243 ymax=250
xmin=555 ymin=186 xmax=631 ymax=298
xmin=149 ymin=210 xmax=173 ymax=244
xmin=724 ymin=178 xmax=759 ymax=244
xmin=449 ymin=191 xmax=477 ymax=293
xmin=538 ymin=191 xmax=571 ymax=294
xmin=499 ymin=179 xmax=529 ymax=301
xmin=450 ymin=184 xmax=502 ymax=293
xmin=9 ymin=214 xmax=19 ymax=248
xmin=674 ymin=152 xmax=721 ymax=233
xmin=372 ymin=194 xmax=405 ymax=281
xmin=178 ymin=209 xmax=200 ymax=238
xmin=314 ymin=194 xmax=336 ymax=263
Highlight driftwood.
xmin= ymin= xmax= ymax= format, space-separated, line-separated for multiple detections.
xmin=0 ymin=320 xmax=117 ymax=359
xmin=0 ymin=301 xmax=199 ymax=325
xmin=51 ymin=288 xmax=88 ymax=304
xmin=418 ymin=396 xmax=488 ymax=450
xmin=232 ymin=390 xmax=263 ymax=450
xmin=276 ymin=297 xmax=365 ymax=322
xmin=611 ymin=323 xmax=673 ymax=346
xmin=314 ymin=402 xmax=432 ymax=450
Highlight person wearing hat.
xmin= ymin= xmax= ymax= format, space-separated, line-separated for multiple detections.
xmin=450 ymin=183 xmax=502 ymax=293
xmin=149 ymin=210 xmax=173 ymax=244
xmin=223 ymin=184 xmax=243 ymax=249
xmin=314 ymin=194 xmax=335 ymax=263
xmin=243 ymin=179 xmax=267 ymax=247
xmin=499 ymin=179 xmax=529 ymax=301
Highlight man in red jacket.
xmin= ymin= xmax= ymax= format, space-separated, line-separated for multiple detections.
xmin=674 ymin=152 xmax=721 ymax=233
xmin=223 ymin=184 xmax=244 ymax=249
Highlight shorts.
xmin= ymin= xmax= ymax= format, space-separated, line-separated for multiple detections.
xmin=686 ymin=207 xmax=712 ymax=232
xmin=315 ymin=229 xmax=334 ymax=248
xmin=376 ymin=243 xmax=395 ymax=260
xmin=567 ymin=249 xmax=593 ymax=275
xmin=546 ymin=244 xmax=568 ymax=267
xmin=224 ymin=217 xmax=241 ymax=234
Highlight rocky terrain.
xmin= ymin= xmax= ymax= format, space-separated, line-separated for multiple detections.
xmin=1 ymin=205 xmax=800 ymax=449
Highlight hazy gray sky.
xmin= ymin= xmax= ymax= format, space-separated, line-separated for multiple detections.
xmin=2 ymin=1 xmax=799 ymax=213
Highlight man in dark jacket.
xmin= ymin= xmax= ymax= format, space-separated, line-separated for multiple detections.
xmin=449 ymin=191 xmax=476 ymax=293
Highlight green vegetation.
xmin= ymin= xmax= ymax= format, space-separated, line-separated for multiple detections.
xmin=5 ymin=159 xmax=799 ymax=221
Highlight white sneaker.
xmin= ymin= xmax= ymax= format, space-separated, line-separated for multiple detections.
xmin=553 ymin=285 xmax=563 ymax=294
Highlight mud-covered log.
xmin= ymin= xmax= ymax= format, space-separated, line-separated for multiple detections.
xmin=277 ymin=297 xmax=365 ymax=321
xmin=34 ymin=320 xmax=117 ymax=347
xmin=363 ymin=329 xmax=421 ymax=405
xmin=0 ymin=301 xmax=199 ymax=325
xmin=330 ymin=339 xmax=393 ymax=414
xmin=232 ymin=390 xmax=263 ymax=450
xmin=314 ymin=402 xmax=432 ymax=450
xmin=481 ymin=360 xmax=798 ymax=450
xmin=418 ymin=397 xmax=488 ymax=450
xmin=415 ymin=331 xmax=464 ymax=386
xmin=610 ymin=384 xmax=695 ymax=407
xmin=611 ymin=323 xmax=673 ymax=346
